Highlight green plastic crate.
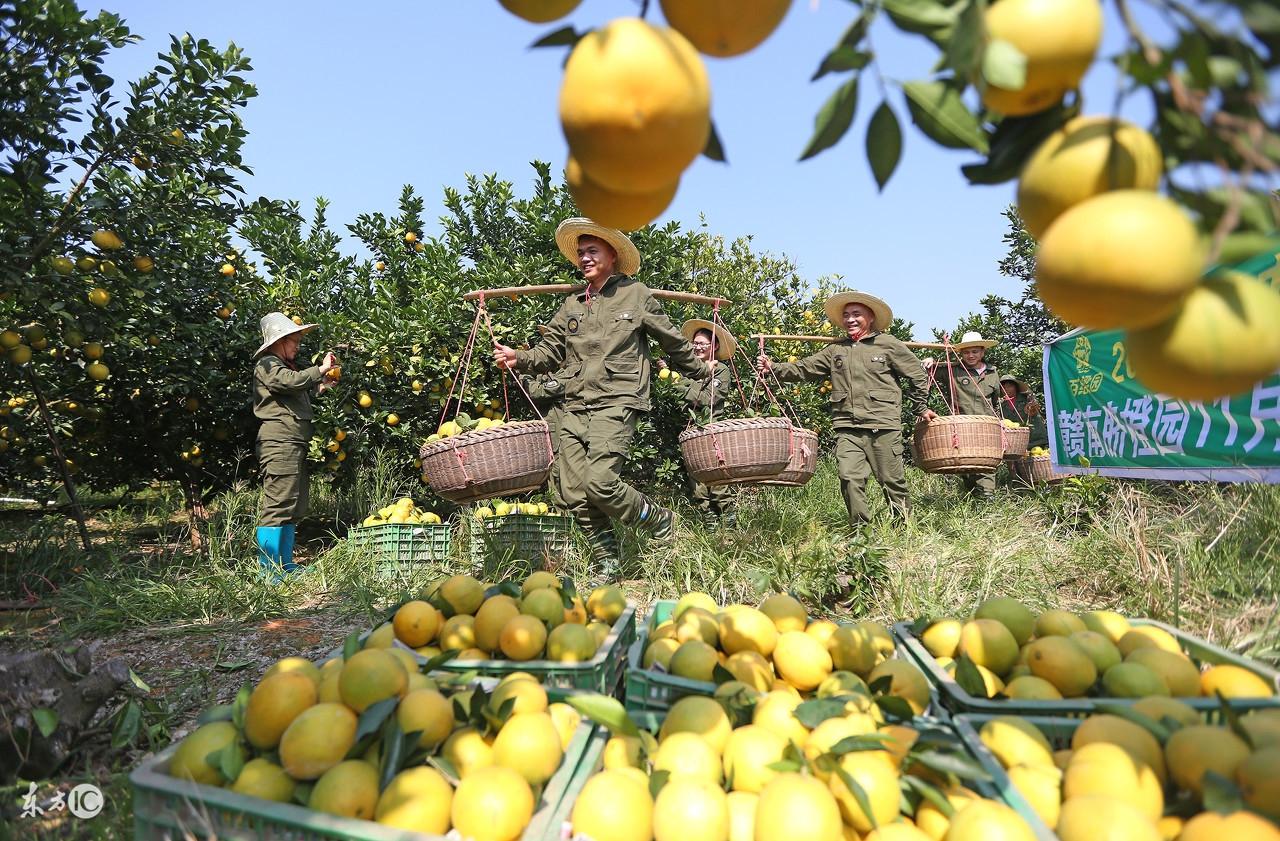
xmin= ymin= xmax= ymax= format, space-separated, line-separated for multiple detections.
xmin=130 ymin=691 xmax=594 ymax=841
xmin=432 ymin=605 xmax=637 ymax=698
xmin=468 ymin=513 xmax=573 ymax=575
xmin=626 ymin=601 xmax=938 ymax=716
xmin=541 ymin=715 xmax=1053 ymax=841
xmin=347 ymin=522 xmax=452 ymax=571
xmin=893 ymin=618 xmax=1280 ymax=717
xmin=953 ymin=714 xmax=1083 ymax=840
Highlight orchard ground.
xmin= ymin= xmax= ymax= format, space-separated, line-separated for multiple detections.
xmin=2 ymin=452 xmax=1278 ymax=837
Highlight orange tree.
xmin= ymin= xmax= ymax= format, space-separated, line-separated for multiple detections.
xmin=240 ymin=163 xmax=840 ymax=503
xmin=0 ymin=0 xmax=264 ymax=536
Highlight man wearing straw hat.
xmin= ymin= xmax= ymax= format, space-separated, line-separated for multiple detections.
xmin=668 ymin=318 xmax=738 ymax=525
xmin=757 ymin=291 xmax=932 ymax=526
xmin=492 ymin=218 xmax=711 ymax=578
xmin=923 ymin=331 xmax=1002 ymax=498
xmin=999 ymin=374 xmax=1049 ymax=451
xmin=252 ymin=312 xmax=337 ymax=578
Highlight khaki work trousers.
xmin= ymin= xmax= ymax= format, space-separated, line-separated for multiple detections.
xmin=835 ymin=428 xmax=910 ymax=525
xmin=257 ymin=439 xmax=309 ymax=527
xmin=556 ymin=406 xmax=647 ymax=536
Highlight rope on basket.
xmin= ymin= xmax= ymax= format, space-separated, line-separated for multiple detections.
xmin=475 ymin=293 xmax=555 ymax=465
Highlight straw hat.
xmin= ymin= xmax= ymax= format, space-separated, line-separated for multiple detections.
xmin=1000 ymin=374 xmax=1030 ymax=393
xmin=823 ymin=290 xmax=893 ymax=332
xmin=555 ymin=217 xmax=641 ymax=277
xmin=955 ymin=331 xmax=998 ymax=350
xmin=255 ymin=312 xmax=317 ymax=358
xmin=681 ymin=319 xmax=738 ymax=361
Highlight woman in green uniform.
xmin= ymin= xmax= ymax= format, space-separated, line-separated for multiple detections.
xmin=252 ymin=312 xmax=336 ymax=577
xmin=671 ymin=319 xmax=738 ymax=526
xmin=999 ymin=374 xmax=1049 ymax=450
xmin=923 ymin=331 xmax=1001 ymax=498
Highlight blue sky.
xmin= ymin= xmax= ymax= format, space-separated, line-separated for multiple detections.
xmin=90 ymin=0 xmax=1159 ymax=339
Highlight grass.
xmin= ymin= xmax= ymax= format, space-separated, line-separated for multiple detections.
xmin=1 ymin=457 xmax=1277 ymax=836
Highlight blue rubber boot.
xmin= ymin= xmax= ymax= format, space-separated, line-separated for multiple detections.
xmin=278 ymin=524 xmax=299 ymax=574
xmin=256 ymin=526 xmax=289 ymax=583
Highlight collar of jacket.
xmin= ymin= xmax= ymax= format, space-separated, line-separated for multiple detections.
xmin=577 ymin=273 xmax=627 ymax=302
xmin=834 ymin=331 xmax=882 ymax=344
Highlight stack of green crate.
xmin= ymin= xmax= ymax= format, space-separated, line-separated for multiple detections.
xmin=347 ymin=522 xmax=451 ymax=574
xmin=892 ymin=618 xmax=1280 ymax=717
xmin=468 ymin=513 xmax=573 ymax=575
xmin=130 ymin=683 xmax=593 ymax=841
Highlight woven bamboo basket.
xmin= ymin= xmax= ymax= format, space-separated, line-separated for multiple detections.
xmin=420 ymin=420 xmax=552 ymax=503
xmin=1002 ymin=424 xmax=1030 ymax=457
xmin=760 ymin=426 xmax=819 ymax=487
xmin=913 ymin=415 xmax=1004 ymax=474
xmin=1009 ymin=454 xmax=1063 ymax=485
xmin=679 ymin=417 xmax=793 ymax=487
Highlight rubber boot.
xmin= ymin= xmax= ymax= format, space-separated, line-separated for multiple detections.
xmin=278 ymin=524 xmax=299 ymax=574
xmin=256 ymin=526 xmax=294 ymax=583
xmin=636 ymin=498 xmax=676 ymax=542
xmin=584 ymin=527 xmax=621 ymax=585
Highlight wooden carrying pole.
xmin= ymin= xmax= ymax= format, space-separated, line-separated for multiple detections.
xmin=462 ymin=285 xmax=732 ymax=307
xmin=751 ymin=333 xmax=949 ymax=349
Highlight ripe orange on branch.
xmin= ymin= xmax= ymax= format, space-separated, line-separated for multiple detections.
xmin=498 ymin=0 xmax=583 ymax=23
xmin=559 ymin=17 xmax=711 ymax=195
xmin=1016 ymin=116 xmax=1162 ymax=240
xmin=659 ymin=0 xmax=792 ymax=58
xmin=564 ymin=156 xmax=678 ymax=232
xmin=980 ymin=0 xmax=1103 ymax=117
xmin=1035 ymin=191 xmax=1203 ymax=330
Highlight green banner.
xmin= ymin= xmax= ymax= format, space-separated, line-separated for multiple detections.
xmin=1043 ymin=249 xmax=1280 ymax=483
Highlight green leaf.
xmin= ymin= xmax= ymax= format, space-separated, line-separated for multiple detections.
xmin=829 ymin=733 xmax=894 ymax=756
xmin=1214 ymin=232 xmax=1280 ymax=265
xmin=703 ymin=121 xmax=727 ymax=163
xmin=904 ymin=774 xmax=957 ymax=817
xmin=911 ymin=749 xmax=992 ymax=781
xmin=794 ymin=697 xmax=853 ymax=729
xmin=1201 ymin=770 xmax=1245 ymax=814
xmin=343 ymin=631 xmax=361 ymax=660
xmin=561 ymin=575 xmax=578 ymax=599
xmin=712 ymin=663 xmax=738 ymax=685
xmin=292 ymin=781 xmax=313 ymax=806
xmin=530 ymin=26 xmax=583 ymax=49
xmin=812 ymin=47 xmax=872 ymax=82
xmin=953 ymin=655 xmax=989 ymax=697
xmin=766 ymin=759 xmax=804 ymax=772
xmin=217 ymin=742 xmax=245 ymax=783
xmin=800 ymin=76 xmax=861 ymax=161
xmin=943 ymin=0 xmax=984 ymax=79
xmin=882 ymin=0 xmax=960 ymax=38
xmin=868 ymin=675 xmax=894 ymax=695
xmin=649 ymin=769 xmax=670 ymax=799
xmin=32 ymin=708 xmax=58 ymax=739
xmin=231 ymin=685 xmax=251 ymax=731
xmin=129 ymin=669 xmax=152 ymax=693
xmin=907 ymin=617 xmax=932 ymax=636
xmin=428 ymin=755 xmax=461 ymax=785
xmin=902 ymin=80 xmax=988 ymax=152
xmin=215 ymin=659 xmax=252 ymax=672
xmin=961 ymin=104 xmax=1073 ymax=185
xmin=982 ymin=39 xmax=1027 ymax=90
xmin=874 ymin=695 xmax=916 ymax=721
xmin=567 ymin=694 xmax=641 ymax=737
xmin=422 ymin=649 xmax=461 ymax=671
xmin=112 ymin=700 xmax=142 ymax=748
xmin=835 ymin=767 xmax=880 ymax=830
xmin=355 ymin=697 xmax=399 ymax=743
xmin=865 ymin=101 xmax=903 ymax=190
xmin=196 ymin=704 xmax=234 ymax=725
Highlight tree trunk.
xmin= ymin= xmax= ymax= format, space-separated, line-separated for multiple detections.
xmin=24 ymin=369 xmax=91 ymax=552
xmin=183 ymin=475 xmax=208 ymax=554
